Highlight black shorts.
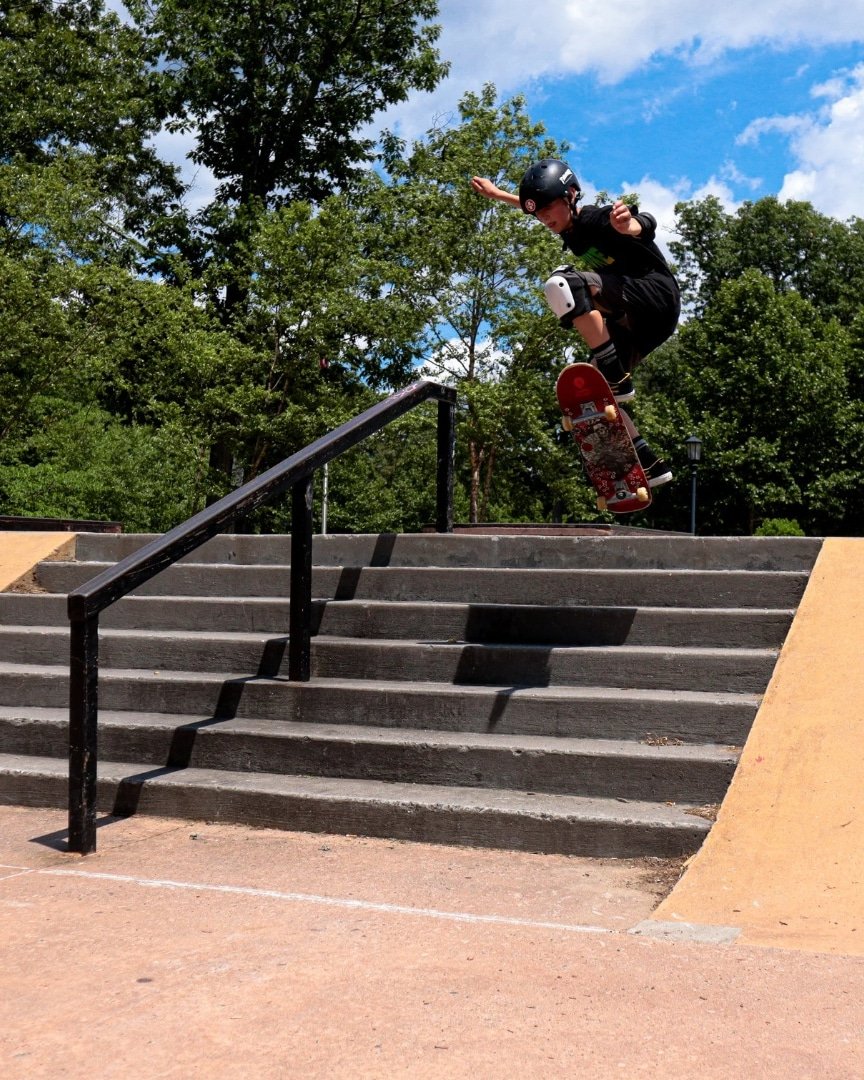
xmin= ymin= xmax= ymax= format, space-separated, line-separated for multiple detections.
xmin=585 ymin=270 xmax=681 ymax=366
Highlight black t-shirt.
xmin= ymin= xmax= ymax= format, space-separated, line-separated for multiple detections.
xmin=561 ymin=205 xmax=676 ymax=283
xmin=561 ymin=204 xmax=680 ymax=355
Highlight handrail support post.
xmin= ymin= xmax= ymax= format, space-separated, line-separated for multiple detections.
xmin=436 ymin=397 xmax=455 ymax=533
xmin=289 ymin=474 xmax=314 ymax=681
xmin=68 ymin=613 xmax=99 ymax=854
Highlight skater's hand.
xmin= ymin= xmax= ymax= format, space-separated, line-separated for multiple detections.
xmin=471 ymin=176 xmax=501 ymax=199
xmin=610 ymin=201 xmax=641 ymax=235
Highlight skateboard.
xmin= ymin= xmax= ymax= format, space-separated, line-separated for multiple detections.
xmin=555 ymin=363 xmax=651 ymax=514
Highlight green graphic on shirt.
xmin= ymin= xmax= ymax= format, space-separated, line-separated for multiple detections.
xmin=574 ymin=247 xmax=615 ymax=272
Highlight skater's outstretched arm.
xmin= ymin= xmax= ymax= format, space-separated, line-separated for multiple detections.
xmin=470 ymin=176 xmax=521 ymax=208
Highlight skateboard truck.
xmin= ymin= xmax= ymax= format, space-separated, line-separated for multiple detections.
xmin=561 ymin=401 xmax=620 ymax=430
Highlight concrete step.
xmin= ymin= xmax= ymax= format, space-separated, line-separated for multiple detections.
xmin=2 ymin=530 xmax=816 ymax=857
xmin=0 ymin=668 xmax=760 ymax=744
xmin=72 ymin=532 xmax=824 ymax=572
xmin=0 ymin=628 xmax=778 ymax=693
xmin=36 ymin=561 xmax=811 ymax=609
xmin=0 ymin=594 xmax=795 ymax=648
xmin=0 ymin=752 xmax=711 ymax=857
xmin=0 ymin=709 xmax=738 ymax=804
xmin=309 ymin=639 xmax=776 ymax=694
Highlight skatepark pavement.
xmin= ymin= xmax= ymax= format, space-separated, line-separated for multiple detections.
xmin=2 ymin=805 xmax=863 ymax=1079
xmin=2 ymin=534 xmax=864 ymax=1075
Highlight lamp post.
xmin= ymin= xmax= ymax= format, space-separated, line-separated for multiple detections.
xmin=685 ymin=434 xmax=703 ymax=535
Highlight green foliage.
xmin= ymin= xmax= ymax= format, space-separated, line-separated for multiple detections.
xmin=374 ymin=86 xmax=577 ymax=522
xmin=672 ymin=196 xmax=864 ymax=326
xmin=324 ymin=410 xmax=441 ymax=534
xmin=636 ymin=269 xmax=863 ymax=535
xmin=755 ymin=518 xmax=806 ymax=537
xmin=128 ymin=0 xmax=448 ymax=208
xmin=2 ymin=29 xmax=864 ymax=539
xmin=0 ymin=157 xmax=242 ymax=523
xmin=0 ymin=0 xmax=182 ymax=249
xmin=593 ymin=191 xmax=638 ymax=208
xmin=0 ymin=410 xmax=204 ymax=530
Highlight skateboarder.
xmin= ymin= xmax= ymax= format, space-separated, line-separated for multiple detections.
xmin=471 ymin=159 xmax=678 ymax=488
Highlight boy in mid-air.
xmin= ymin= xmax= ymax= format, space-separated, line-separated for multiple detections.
xmin=471 ymin=158 xmax=679 ymax=488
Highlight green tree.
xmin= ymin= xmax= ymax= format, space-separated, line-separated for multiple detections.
xmin=641 ymin=269 xmax=860 ymax=535
xmin=0 ymin=249 xmax=242 ymax=523
xmin=0 ymin=0 xmax=183 ymax=254
xmin=672 ymin=196 xmax=864 ymax=326
xmin=131 ymin=0 xmax=447 ymax=207
xmin=375 ymin=86 xmax=591 ymax=522
xmin=0 ymin=409 xmax=207 ymax=530
xmin=0 ymin=159 xmax=243 ymax=524
xmin=127 ymin=0 xmax=448 ymax=299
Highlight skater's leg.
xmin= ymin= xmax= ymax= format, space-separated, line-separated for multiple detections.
xmin=544 ymin=269 xmax=635 ymax=400
xmin=618 ymin=406 xmax=673 ymax=488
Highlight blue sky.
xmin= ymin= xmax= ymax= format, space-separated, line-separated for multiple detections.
xmin=533 ymin=44 xmax=864 ymax=199
xmin=374 ymin=1 xmax=864 ymax=253
xmin=140 ymin=0 xmax=864 ymax=256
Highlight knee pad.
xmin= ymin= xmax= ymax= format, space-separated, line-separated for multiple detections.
xmin=543 ymin=267 xmax=595 ymax=326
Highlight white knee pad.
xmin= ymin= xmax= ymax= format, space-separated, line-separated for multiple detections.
xmin=543 ymin=269 xmax=593 ymax=322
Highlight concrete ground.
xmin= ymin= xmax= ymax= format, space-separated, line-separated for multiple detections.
xmin=4 ymin=535 xmax=864 ymax=1075
xmin=2 ymin=806 xmax=863 ymax=1080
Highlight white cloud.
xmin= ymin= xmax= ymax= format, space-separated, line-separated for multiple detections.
xmin=720 ymin=160 xmax=763 ymax=192
xmin=737 ymin=64 xmax=864 ymax=220
xmin=575 ymin=175 xmax=738 ymax=261
xmin=384 ymin=0 xmax=864 ymax=140
xmin=736 ymin=115 xmax=809 ymax=146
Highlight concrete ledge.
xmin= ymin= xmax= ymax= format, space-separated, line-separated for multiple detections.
xmin=650 ymin=538 xmax=864 ymax=955
xmin=0 ymin=533 xmax=77 ymax=592
xmin=0 ymin=515 xmax=120 ymax=532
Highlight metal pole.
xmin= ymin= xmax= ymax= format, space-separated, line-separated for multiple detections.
xmin=321 ymin=462 xmax=329 ymax=536
xmin=68 ymin=613 xmax=99 ymax=854
xmin=690 ymin=464 xmax=698 ymax=535
xmin=436 ymin=398 xmax=456 ymax=533
xmin=288 ymin=474 xmax=314 ymax=681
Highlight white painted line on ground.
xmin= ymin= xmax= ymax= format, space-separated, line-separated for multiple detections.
xmin=39 ymin=867 xmax=612 ymax=936
xmin=0 ymin=865 xmax=38 ymax=882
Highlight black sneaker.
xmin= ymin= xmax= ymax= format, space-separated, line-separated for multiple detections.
xmin=635 ymin=440 xmax=673 ymax=488
xmin=591 ymin=342 xmax=635 ymax=402
xmin=604 ymin=370 xmax=635 ymax=403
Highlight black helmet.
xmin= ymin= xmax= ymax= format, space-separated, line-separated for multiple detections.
xmin=518 ymin=159 xmax=581 ymax=214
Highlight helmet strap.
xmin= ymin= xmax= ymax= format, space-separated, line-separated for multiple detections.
xmin=565 ymin=187 xmax=580 ymax=224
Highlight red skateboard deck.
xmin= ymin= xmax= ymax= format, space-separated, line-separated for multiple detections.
xmin=555 ymin=363 xmax=651 ymax=514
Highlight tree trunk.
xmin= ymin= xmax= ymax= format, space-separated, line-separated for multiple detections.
xmin=480 ymin=445 xmax=496 ymax=522
xmin=468 ymin=440 xmax=483 ymax=524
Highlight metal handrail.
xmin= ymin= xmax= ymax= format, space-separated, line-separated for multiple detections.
xmin=67 ymin=379 xmax=457 ymax=854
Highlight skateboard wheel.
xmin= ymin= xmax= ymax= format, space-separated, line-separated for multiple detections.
xmin=562 ymin=414 xmax=573 ymax=432
xmin=596 ymin=497 xmax=607 ymax=512
xmin=637 ymin=487 xmax=649 ymax=502
xmin=604 ymin=405 xmax=618 ymax=420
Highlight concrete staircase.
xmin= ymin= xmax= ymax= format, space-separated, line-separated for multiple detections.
xmin=0 ymin=532 xmax=822 ymax=857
